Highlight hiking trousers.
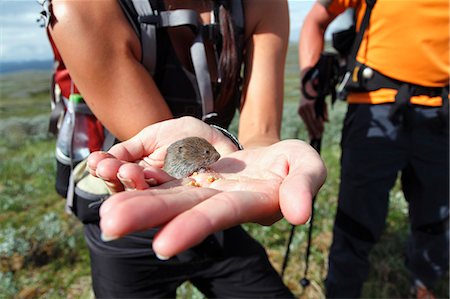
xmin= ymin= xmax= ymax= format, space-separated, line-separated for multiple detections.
xmin=325 ymin=103 xmax=449 ymax=298
xmin=83 ymin=223 xmax=295 ymax=298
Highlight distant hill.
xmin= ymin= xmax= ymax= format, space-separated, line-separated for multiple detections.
xmin=0 ymin=60 xmax=53 ymax=74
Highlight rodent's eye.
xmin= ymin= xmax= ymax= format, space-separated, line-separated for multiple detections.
xmin=178 ymin=146 xmax=183 ymax=153
xmin=205 ymin=150 xmax=210 ymax=155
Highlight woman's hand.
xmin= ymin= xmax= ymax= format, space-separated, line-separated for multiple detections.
xmin=87 ymin=116 xmax=240 ymax=192
xmin=88 ymin=118 xmax=326 ymax=258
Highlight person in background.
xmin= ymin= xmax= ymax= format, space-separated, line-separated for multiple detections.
xmin=45 ymin=0 xmax=326 ymax=297
xmin=298 ymin=0 xmax=449 ymax=298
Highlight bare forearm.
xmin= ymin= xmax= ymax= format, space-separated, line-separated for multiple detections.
xmin=238 ymin=0 xmax=287 ymax=148
xmin=298 ymin=3 xmax=335 ymax=73
xmin=49 ymin=0 xmax=172 ymax=140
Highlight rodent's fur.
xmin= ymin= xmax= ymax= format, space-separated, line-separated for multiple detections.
xmin=163 ymin=137 xmax=221 ymax=179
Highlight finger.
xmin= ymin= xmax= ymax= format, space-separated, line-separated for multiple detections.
xmin=99 ymin=186 xmax=220 ymax=241
xmin=309 ymin=112 xmax=325 ymax=139
xmin=108 ymin=131 xmax=155 ymax=162
xmin=109 ymin=117 xmax=238 ymax=165
xmin=152 ymin=190 xmax=278 ymax=258
xmin=323 ymin=102 xmax=329 ymax=122
xmin=307 ymin=113 xmax=321 ymax=139
xmin=116 ymin=163 xmax=174 ymax=190
xmin=299 ymin=106 xmax=315 ymax=139
xmin=308 ymin=105 xmax=326 ymax=139
xmin=116 ymin=163 xmax=149 ymax=190
xmin=299 ymin=100 xmax=323 ymax=139
xmin=302 ymin=107 xmax=321 ymax=139
xmin=314 ymin=117 xmax=325 ymax=138
xmin=279 ymin=172 xmax=313 ymax=225
xmin=278 ymin=140 xmax=327 ymax=224
xmin=143 ymin=167 xmax=174 ymax=185
xmin=99 ymin=184 xmax=192 ymax=216
xmin=95 ymin=157 xmax=126 ymax=193
xmin=87 ymin=151 xmax=116 ymax=176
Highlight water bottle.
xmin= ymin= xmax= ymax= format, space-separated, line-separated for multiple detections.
xmin=55 ymin=94 xmax=91 ymax=166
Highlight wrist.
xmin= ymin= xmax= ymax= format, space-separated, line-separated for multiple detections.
xmin=300 ymin=66 xmax=313 ymax=79
xmin=300 ymin=66 xmax=318 ymax=100
xmin=210 ymin=125 xmax=243 ymax=150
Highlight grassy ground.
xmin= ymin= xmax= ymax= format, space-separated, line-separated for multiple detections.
xmin=0 ymin=52 xmax=448 ymax=298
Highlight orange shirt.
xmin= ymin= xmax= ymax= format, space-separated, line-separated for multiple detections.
xmin=321 ymin=0 xmax=449 ymax=106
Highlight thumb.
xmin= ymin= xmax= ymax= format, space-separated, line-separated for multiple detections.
xmin=277 ymin=140 xmax=327 ymax=225
xmin=279 ymin=172 xmax=313 ymax=225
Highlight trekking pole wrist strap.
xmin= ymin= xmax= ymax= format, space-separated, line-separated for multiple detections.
xmin=301 ymin=67 xmax=319 ymax=100
xmin=210 ymin=125 xmax=243 ymax=150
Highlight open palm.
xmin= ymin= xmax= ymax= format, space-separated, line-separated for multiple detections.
xmin=93 ymin=133 xmax=326 ymax=258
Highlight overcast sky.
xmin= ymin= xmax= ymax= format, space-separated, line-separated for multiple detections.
xmin=0 ymin=0 xmax=351 ymax=62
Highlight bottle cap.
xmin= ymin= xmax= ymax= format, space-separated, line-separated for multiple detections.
xmin=69 ymin=93 xmax=84 ymax=103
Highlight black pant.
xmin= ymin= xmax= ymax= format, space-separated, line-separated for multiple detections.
xmin=84 ymin=224 xmax=295 ymax=298
xmin=326 ymin=104 xmax=449 ymax=298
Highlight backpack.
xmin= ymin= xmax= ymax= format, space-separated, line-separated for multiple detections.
xmin=40 ymin=0 xmax=245 ymax=222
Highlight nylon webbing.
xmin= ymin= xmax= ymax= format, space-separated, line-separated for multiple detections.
xmin=150 ymin=9 xmax=198 ymax=28
xmin=131 ymin=0 xmax=157 ymax=75
xmin=347 ymin=0 xmax=376 ymax=72
xmin=191 ymin=31 xmax=215 ymax=118
xmin=337 ymin=0 xmax=377 ymax=95
xmin=230 ymin=0 xmax=244 ymax=29
xmin=133 ymin=4 xmax=215 ymax=119
xmin=64 ymin=99 xmax=77 ymax=214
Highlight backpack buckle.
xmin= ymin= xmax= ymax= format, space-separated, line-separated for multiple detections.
xmin=138 ymin=15 xmax=162 ymax=27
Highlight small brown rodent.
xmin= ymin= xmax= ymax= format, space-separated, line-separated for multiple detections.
xmin=163 ymin=136 xmax=221 ymax=179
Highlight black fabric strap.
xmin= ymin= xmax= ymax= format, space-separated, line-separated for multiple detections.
xmin=347 ymin=0 xmax=377 ymax=72
xmin=438 ymin=87 xmax=450 ymax=127
xmin=337 ymin=0 xmax=377 ymax=97
xmin=301 ymin=52 xmax=340 ymax=119
xmin=353 ymin=63 xmax=448 ymax=96
xmin=388 ymin=84 xmax=414 ymax=125
xmin=210 ymin=125 xmax=243 ymax=150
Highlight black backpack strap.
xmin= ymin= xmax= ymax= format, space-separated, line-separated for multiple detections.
xmin=120 ymin=0 xmax=216 ymax=119
xmin=121 ymin=0 xmax=245 ymax=121
xmin=230 ymin=0 xmax=244 ymax=32
xmin=230 ymin=0 xmax=245 ymax=70
xmin=190 ymin=32 xmax=216 ymax=119
xmin=337 ymin=0 xmax=377 ymax=96
xmin=137 ymin=8 xmax=215 ymax=118
xmin=347 ymin=0 xmax=376 ymax=71
xmin=439 ymin=87 xmax=450 ymax=126
xmin=129 ymin=0 xmax=158 ymax=75
xmin=141 ymin=9 xmax=214 ymax=118
xmin=122 ymin=0 xmax=199 ymax=75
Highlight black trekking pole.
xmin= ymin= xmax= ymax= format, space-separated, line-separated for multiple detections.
xmin=281 ymin=137 xmax=321 ymax=281
xmin=281 ymin=135 xmax=322 ymax=283
xmin=281 ymin=95 xmax=324 ymax=282
xmin=281 ymin=52 xmax=338 ymax=282
xmin=299 ymin=136 xmax=321 ymax=287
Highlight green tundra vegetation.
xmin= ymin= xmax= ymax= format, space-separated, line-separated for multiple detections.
xmin=0 ymin=45 xmax=448 ymax=298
